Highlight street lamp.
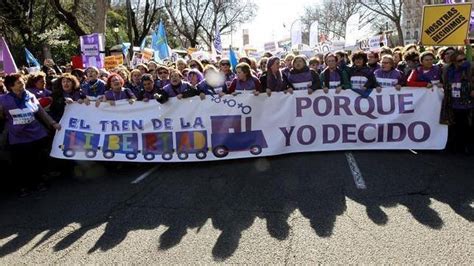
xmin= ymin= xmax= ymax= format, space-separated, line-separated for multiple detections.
xmin=113 ymin=26 xmax=120 ymax=44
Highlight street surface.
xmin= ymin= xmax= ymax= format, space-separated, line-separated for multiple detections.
xmin=0 ymin=150 xmax=473 ymax=264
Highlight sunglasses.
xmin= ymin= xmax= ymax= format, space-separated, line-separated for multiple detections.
xmin=158 ymin=71 xmax=168 ymax=75
xmin=220 ymin=63 xmax=230 ymax=66
xmin=457 ymin=58 xmax=466 ymax=63
xmin=189 ymin=64 xmax=197 ymax=68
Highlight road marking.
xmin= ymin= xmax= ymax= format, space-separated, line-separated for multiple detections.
xmin=345 ymin=152 xmax=367 ymax=189
xmin=131 ymin=165 xmax=159 ymax=184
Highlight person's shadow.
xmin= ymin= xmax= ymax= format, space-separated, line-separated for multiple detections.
xmin=0 ymin=151 xmax=472 ymax=261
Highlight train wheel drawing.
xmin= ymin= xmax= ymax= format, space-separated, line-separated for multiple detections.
xmin=249 ymin=145 xmax=262 ymax=155
xmin=103 ymin=150 xmax=115 ymax=159
xmin=196 ymin=151 xmax=207 ymax=159
xmin=63 ymin=149 xmax=76 ymax=158
xmin=212 ymin=145 xmax=229 ymax=158
xmin=85 ymin=149 xmax=97 ymax=158
xmin=144 ymin=153 xmax=155 ymax=161
xmin=126 ymin=153 xmax=137 ymax=160
xmin=177 ymin=152 xmax=188 ymax=160
xmin=162 ymin=152 xmax=173 ymax=160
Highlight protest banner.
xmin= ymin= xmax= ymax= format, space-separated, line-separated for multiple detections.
xmin=80 ymin=33 xmax=105 ymax=68
xmin=51 ymin=88 xmax=448 ymax=163
xmin=421 ymin=3 xmax=472 ymax=46
xmin=104 ymin=55 xmax=124 ymax=70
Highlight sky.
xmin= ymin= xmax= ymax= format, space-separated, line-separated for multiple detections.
xmin=221 ymin=0 xmax=321 ymax=50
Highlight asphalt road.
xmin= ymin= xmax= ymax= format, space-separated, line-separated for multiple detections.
xmin=0 ymin=150 xmax=473 ymax=264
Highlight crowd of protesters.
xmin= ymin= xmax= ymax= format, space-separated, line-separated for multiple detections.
xmin=0 ymin=38 xmax=472 ymax=197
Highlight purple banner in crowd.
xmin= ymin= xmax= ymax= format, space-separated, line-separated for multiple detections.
xmin=80 ymin=33 xmax=105 ymax=69
xmin=0 ymin=37 xmax=18 ymax=74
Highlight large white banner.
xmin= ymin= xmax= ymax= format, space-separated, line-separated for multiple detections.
xmin=50 ymin=88 xmax=448 ymax=162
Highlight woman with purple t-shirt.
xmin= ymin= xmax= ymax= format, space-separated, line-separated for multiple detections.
xmin=0 ymin=74 xmax=61 ymax=196
xmin=374 ymin=55 xmax=405 ymax=92
xmin=98 ymin=73 xmax=136 ymax=106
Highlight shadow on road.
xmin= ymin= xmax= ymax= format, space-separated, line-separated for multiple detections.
xmin=0 ymin=151 xmax=472 ymax=261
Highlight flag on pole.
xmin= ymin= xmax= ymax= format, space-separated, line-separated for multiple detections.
xmin=121 ymin=42 xmax=131 ymax=56
xmin=290 ymin=20 xmax=302 ymax=47
xmin=0 ymin=37 xmax=18 ymax=74
xmin=309 ymin=21 xmax=319 ymax=48
xmin=140 ymin=37 xmax=147 ymax=51
xmin=152 ymin=21 xmax=170 ymax=61
xmin=214 ymin=23 xmax=223 ymax=55
xmin=229 ymin=46 xmax=238 ymax=73
xmin=25 ymin=48 xmax=40 ymax=67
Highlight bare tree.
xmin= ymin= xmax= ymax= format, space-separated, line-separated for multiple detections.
xmin=358 ymin=0 xmax=405 ymax=45
xmin=0 ymin=0 xmax=58 ymax=58
xmin=198 ymin=0 xmax=257 ymax=49
xmin=49 ymin=0 xmax=111 ymax=35
xmin=48 ymin=0 xmax=88 ymax=36
xmin=164 ymin=0 xmax=212 ymax=48
xmin=124 ymin=0 xmax=166 ymax=46
xmin=95 ymin=0 xmax=111 ymax=33
xmin=302 ymin=0 xmax=372 ymax=41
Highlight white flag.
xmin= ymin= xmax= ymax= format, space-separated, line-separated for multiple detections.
xmin=344 ymin=13 xmax=360 ymax=48
xmin=291 ymin=20 xmax=302 ymax=46
xmin=309 ymin=21 xmax=319 ymax=47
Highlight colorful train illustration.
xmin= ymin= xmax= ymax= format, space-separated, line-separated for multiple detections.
xmin=59 ymin=115 xmax=267 ymax=160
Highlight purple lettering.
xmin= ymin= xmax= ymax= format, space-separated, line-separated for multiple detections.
xmin=279 ymin=126 xmax=295 ymax=146
xmin=342 ymin=124 xmax=357 ymax=143
xmin=297 ymin=125 xmax=316 ymax=145
xmin=387 ymin=123 xmax=406 ymax=142
xmin=323 ymin=124 xmax=340 ymax=144
xmin=376 ymin=94 xmax=395 ymax=115
xmin=358 ymin=124 xmax=376 ymax=143
xmin=398 ymin=94 xmax=414 ymax=114
xmin=354 ymin=96 xmax=377 ymax=119
xmin=334 ymin=96 xmax=352 ymax=116
xmin=408 ymin=122 xmax=430 ymax=142
xmin=313 ymin=96 xmax=332 ymax=116
xmin=296 ymin=97 xmax=311 ymax=117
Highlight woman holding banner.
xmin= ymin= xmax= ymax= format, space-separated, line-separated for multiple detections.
xmin=197 ymin=65 xmax=226 ymax=99
xmin=348 ymin=51 xmax=378 ymax=97
xmin=50 ymin=73 xmax=86 ymax=122
xmin=81 ymin=67 xmax=106 ymax=103
xmin=264 ymin=56 xmax=285 ymax=96
xmin=223 ymin=62 xmax=262 ymax=96
xmin=98 ymin=73 xmax=136 ymax=106
xmin=406 ymin=51 xmax=443 ymax=88
xmin=0 ymin=73 xmax=61 ymax=197
xmin=320 ymin=53 xmax=351 ymax=94
xmin=283 ymin=55 xmax=321 ymax=95
xmin=155 ymin=69 xmax=198 ymax=103
xmin=374 ymin=55 xmax=405 ymax=92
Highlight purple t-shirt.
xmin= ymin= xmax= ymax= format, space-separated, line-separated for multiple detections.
xmin=104 ymin=88 xmax=135 ymax=101
xmin=0 ymin=91 xmax=48 ymax=144
xmin=27 ymin=87 xmax=52 ymax=99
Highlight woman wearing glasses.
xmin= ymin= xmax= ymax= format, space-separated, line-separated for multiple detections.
xmin=374 ymin=55 xmax=405 ymax=92
xmin=154 ymin=66 xmax=170 ymax=89
xmin=218 ymin=59 xmax=236 ymax=89
xmin=442 ymin=40 xmax=473 ymax=154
